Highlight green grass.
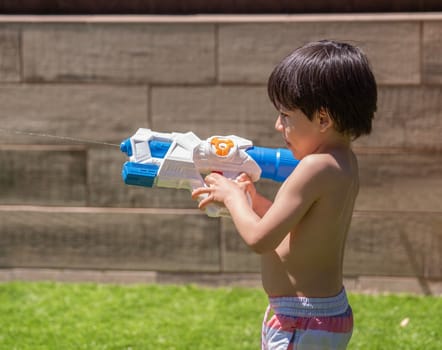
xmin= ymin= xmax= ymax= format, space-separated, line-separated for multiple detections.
xmin=0 ymin=282 xmax=440 ymax=349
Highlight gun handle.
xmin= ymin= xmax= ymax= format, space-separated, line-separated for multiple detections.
xmin=194 ymin=179 xmax=252 ymax=218
xmin=205 ymin=203 xmax=231 ymax=218
xmin=192 ymin=191 xmax=230 ymax=218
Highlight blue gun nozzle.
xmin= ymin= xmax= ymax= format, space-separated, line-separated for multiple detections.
xmin=246 ymin=146 xmax=299 ymax=182
xmin=120 ymin=138 xmax=132 ymax=157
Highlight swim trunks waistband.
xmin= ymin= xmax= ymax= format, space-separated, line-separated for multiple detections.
xmin=268 ymin=288 xmax=349 ymax=318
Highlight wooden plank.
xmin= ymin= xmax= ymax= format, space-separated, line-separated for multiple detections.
xmin=423 ymin=21 xmax=442 ymax=84
xmin=356 ymin=150 xmax=442 ymax=212
xmin=1 ymin=207 xmax=440 ymax=280
xmin=221 ymin=217 xmax=260 ymax=272
xmin=0 ymin=146 xmax=87 ymax=205
xmin=0 ymin=207 xmax=221 ymax=272
xmin=1 ymin=268 xmax=441 ymax=295
xmin=151 ymin=86 xmax=281 ymax=147
xmin=345 ymin=211 xmax=442 ymax=279
xmin=156 ymin=271 xmax=262 ymax=288
xmin=354 ymin=86 xmax=442 ymax=150
xmin=0 ymin=84 xmax=148 ymax=144
xmin=219 ymin=21 xmax=420 ymax=84
xmin=354 ymin=276 xmax=442 ymax=296
xmin=0 ymin=26 xmax=20 ymax=82
xmin=22 ymin=23 xmax=215 ymax=83
xmin=0 ymin=268 xmax=158 ymax=284
xmin=152 ymin=85 xmax=442 ymax=151
xmin=222 ymin=211 xmax=442 ymax=279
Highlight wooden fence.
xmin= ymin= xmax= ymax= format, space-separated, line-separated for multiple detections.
xmin=0 ymin=13 xmax=441 ymax=294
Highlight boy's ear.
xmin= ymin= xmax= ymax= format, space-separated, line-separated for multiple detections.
xmin=317 ymin=109 xmax=334 ymax=132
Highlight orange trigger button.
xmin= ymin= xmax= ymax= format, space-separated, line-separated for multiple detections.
xmin=210 ymin=137 xmax=235 ymax=157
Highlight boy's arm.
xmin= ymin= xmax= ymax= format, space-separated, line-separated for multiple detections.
xmin=236 ymin=173 xmax=272 ymax=217
xmin=228 ymin=156 xmax=324 ymax=253
xmin=193 ymin=155 xmax=327 ymax=254
xmin=252 ymin=192 xmax=273 ymax=218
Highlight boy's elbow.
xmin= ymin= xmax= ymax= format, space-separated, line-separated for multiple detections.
xmin=247 ymin=237 xmax=276 ymax=255
xmin=237 ymin=219 xmax=279 ymax=254
xmin=249 ymin=243 xmax=268 ymax=255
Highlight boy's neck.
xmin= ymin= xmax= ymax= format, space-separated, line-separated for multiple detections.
xmin=315 ymin=131 xmax=351 ymax=154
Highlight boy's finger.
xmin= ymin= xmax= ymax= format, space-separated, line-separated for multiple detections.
xmin=205 ymin=172 xmax=224 ymax=184
xmin=236 ymin=172 xmax=251 ymax=182
xmin=197 ymin=195 xmax=213 ymax=210
xmin=191 ymin=187 xmax=210 ymax=200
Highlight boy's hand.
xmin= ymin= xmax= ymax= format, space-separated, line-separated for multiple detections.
xmin=235 ymin=173 xmax=257 ymax=204
xmin=191 ymin=172 xmax=250 ymax=211
xmin=237 ymin=173 xmax=273 ymax=217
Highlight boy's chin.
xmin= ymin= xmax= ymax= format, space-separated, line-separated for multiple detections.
xmin=288 ymin=147 xmax=298 ymax=158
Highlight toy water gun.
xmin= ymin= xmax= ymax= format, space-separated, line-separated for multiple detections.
xmin=120 ymin=128 xmax=299 ymax=217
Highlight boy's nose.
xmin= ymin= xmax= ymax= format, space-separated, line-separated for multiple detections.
xmin=275 ymin=115 xmax=283 ymax=131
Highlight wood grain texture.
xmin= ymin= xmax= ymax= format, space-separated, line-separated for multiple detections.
xmin=151 ymin=86 xmax=280 ymax=147
xmin=0 ymin=26 xmax=20 ymax=82
xmin=0 ymin=84 xmax=148 ymax=144
xmin=0 ymin=146 xmax=87 ymax=205
xmin=219 ymin=21 xmax=420 ymax=84
xmin=356 ymin=150 xmax=442 ymax=212
xmin=22 ymin=23 xmax=215 ymax=83
xmin=345 ymin=211 xmax=442 ymax=279
xmin=221 ymin=211 xmax=442 ymax=279
xmin=0 ymin=208 xmax=220 ymax=272
xmin=221 ymin=217 xmax=260 ymax=272
xmin=0 ymin=17 xmax=440 ymax=289
xmin=355 ymin=86 xmax=442 ymax=150
xmin=423 ymin=21 xmax=442 ymax=84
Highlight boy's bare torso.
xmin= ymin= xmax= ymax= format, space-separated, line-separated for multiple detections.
xmin=261 ymin=149 xmax=359 ymax=298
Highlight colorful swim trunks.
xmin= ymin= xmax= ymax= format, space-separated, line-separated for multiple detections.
xmin=262 ymin=288 xmax=353 ymax=350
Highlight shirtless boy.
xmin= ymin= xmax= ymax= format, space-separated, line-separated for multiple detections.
xmin=192 ymin=40 xmax=377 ymax=349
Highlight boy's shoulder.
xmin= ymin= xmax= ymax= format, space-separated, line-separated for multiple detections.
xmin=297 ymin=153 xmax=346 ymax=175
xmin=287 ymin=152 xmax=356 ymax=190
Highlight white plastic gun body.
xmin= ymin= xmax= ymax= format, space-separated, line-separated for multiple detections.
xmin=120 ymin=128 xmax=299 ymax=217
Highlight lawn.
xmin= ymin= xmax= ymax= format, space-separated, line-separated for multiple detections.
xmin=0 ymin=282 xmax=440 ymax=349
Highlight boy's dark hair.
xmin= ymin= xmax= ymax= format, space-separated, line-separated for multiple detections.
xmin=268 ymin=40 xmax=377 ymax=139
